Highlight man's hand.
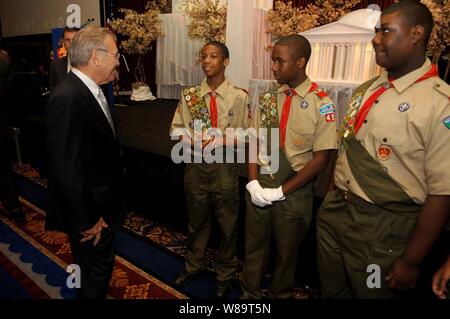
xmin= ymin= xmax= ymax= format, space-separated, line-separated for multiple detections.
xmin=262 ymin=186 xmax=285 ymax=202
xmin=246 ymin=180 xmax=272 ymax=208
xmin=432 ymin=256 xmax=450 ymax=299
xmin=386 ymin=256 xmax=419 ymax=291
xmin=80 ymin=217 xmax=109 ymax=246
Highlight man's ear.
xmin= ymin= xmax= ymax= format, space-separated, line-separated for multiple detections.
xmin=91 ymin=50 xmax=101 ymax=67
xmin=297 ymin=57 xmax=306 ymax=69
xmin=411 ymin=25 xmax=425 ymax=45
xmin=223 ymin=58 xmax=230 ymax=67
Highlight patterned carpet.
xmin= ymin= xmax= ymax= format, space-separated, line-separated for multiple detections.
xmin=3 ymin=164 xmax=317 ymax=299
xmin=0 ymin=198 xmax=186 ymax=299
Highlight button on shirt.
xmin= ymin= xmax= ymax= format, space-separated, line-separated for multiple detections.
xmin=72 ymin=68 xmax=115 ymax=134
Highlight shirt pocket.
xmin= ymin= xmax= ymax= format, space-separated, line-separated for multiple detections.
xmin=289 ymin=122 xmax=316 ymax=151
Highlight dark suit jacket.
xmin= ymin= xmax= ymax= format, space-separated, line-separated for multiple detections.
xmin=45 ymin=72 xmax=125 ymax=232
xmin=49 ymin=56 xmax=68 ymax=92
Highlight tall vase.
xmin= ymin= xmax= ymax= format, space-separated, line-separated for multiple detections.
xmin=130 ymin=55 xmax=156 ymax=101
xmin=131 ymin=82 xmax=156 ymax=101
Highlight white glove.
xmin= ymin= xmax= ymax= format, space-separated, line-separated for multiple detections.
xmin=246 ymin=180 xmax=272 ymax=208
xmin=262 ymin=186 xmax=285 ymax=202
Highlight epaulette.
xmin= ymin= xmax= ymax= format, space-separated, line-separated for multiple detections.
xmin=432 ymin=80 xmax=450 ymax=101
xmin=309 ymin=82 xmax=328 ymax=99
xmin=234 ymin=85 xmax=248 ymax=95
xmin=314 ymin=90 xmax=328 ymax=99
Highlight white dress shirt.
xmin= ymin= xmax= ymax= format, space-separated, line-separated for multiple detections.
xmin=72 ymin=68 xmax=115 ymax=134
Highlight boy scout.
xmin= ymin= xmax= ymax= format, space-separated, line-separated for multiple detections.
xmin=241 ymin=35 xmax=338 ymax=299
xmin=170 ymin=41 xmax=249 ymax=298
xmin=317 ymin=2 xmax=450 ymax=298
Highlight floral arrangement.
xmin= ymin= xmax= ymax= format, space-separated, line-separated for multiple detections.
xmin=266 ymin=1 xmax=318 ymax=39
xmin=182 ymin=0 xmax=227 ymax=43
xmin=266 ymin=0 xmax=359 ymax=40
xmin=304 ymin=0 xmax=360 ymax=27
xmin=421 ymin=0 xmax=450 ymax=75
xmin=109 ymin=0 xmax=166 ymax=84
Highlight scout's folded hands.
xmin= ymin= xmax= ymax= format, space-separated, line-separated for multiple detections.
xmin=246 ymin=180 xmax=285 ymax=208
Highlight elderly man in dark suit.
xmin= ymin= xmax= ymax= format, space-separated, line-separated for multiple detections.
xmin=46 ymin=25 xmax=125 ymax=299
xmin=49 ymin=27 xmax=78 ymax=92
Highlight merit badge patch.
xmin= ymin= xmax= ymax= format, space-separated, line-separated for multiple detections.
xmin=398 ymin=102 xmax=411 ymax=112
xmin=300 ymin=101 xmax=309 ymax=109
xmin=320 ymin=103 xmax=335 ymax=115
xmin=325 ymin=113 xmax=335 ymax=122
xmin=378 ymin=145 xmax=392 ymax=161
xmin=443 ymin=116 xmax=450 ymax=129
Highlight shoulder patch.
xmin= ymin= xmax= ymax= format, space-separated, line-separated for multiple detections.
xmin=443 ymin=116 xmax=450 ymax=129
xmin=432 ymin=81 xmax=450 ymax=100
xmin=320 ymin=103 xmax=335 ymax=115
xmin=234 ymin=85 xmax=248 ymax=95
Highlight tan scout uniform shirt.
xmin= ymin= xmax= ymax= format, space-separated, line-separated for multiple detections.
xmin=251 ymin=77 xmax=339 ymax=172
xmin=335 ymin=59 xmax=450 ymax=204
xmin=170 ymin=78 xmax=249 ymax=136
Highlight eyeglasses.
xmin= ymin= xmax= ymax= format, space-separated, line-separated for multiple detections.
xmin=97 ymin=48 xmax=121 ymax=60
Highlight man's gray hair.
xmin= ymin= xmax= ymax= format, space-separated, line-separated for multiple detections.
xmin=69 ymin=25 xmax=116 ymax=68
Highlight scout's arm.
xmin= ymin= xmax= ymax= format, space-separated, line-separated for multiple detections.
xmin=325 ymin=150 xmax=338 ymax=192
xmin=282 ymin=150 xmax=331 ymax=195
xmin=282 ymin=95 xmax=338 ymax=195
xmin=387 ymin=96 xmax=450 ymax=290
xmin=387 ymin=195 xmax=450 ymax=290
xmin=432 ymin=254 xmax=450 ymax=299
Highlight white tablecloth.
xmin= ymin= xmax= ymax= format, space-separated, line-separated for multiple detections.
xmin=249 ymin=79 xmax=360 ymax=126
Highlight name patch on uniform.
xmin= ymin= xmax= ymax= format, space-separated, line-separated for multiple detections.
xmin=320 ymin=103 xmax=335 ymax=115
xmin=398 ymin=102 xmax=411 ymax=112
xmin=443 ymin=116 xmax=450 ymax=129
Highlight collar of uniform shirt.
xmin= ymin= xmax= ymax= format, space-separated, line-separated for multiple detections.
xmin=276 ymin=77 xmax=312 ymax=98
xmin=199 ymin=78 xmax=230 ymax=99
xmin=369 ymin=58 xmax=432 ymax=94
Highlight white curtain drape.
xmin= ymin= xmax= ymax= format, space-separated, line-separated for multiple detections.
xmin=156 ymin=13 xmax=204 ymax=99
xmin=252 ymin=9 xmax=273 ymax=80
xmin=225 ymin=0 xmax=254 ymax=89
xmin=254 ymin=0 xmax=273 ymax=10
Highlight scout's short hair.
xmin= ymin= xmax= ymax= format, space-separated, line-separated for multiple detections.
xmin=382 ymin=1 xmax=433 ymax=46
xmin=275 ymin=34 xmax=312 ymax=64
xmin=203 ymin=41 xmax=230 ymax=60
